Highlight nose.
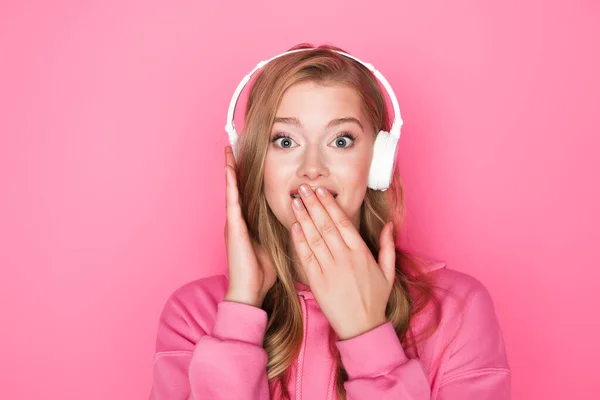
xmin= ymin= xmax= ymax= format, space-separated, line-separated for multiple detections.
xmin=297 ymin=146 xmax=329 ymax=181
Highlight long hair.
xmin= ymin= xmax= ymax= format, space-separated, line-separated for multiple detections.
xmin=233 ymin=43 xmax=441 ymax=399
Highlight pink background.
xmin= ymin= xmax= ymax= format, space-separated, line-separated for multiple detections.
xmin=1 ymin=0 xmax=598 ymax=398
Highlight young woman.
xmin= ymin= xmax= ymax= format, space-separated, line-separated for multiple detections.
xmin=149 ymin=44 xmax=511 ymax=399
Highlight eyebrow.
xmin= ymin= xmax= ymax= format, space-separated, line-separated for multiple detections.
xmin=273 ymin=117 xmax=364 ymax=131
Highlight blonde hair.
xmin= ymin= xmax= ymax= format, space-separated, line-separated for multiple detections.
xmin=234 ymin=43 xmax=441 ymax=399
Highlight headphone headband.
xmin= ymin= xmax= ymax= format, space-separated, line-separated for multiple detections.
xmin=225 ymin=48 xmax=403 ymax=153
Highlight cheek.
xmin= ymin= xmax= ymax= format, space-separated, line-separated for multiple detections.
xmin=335 ymin=151 xmax=371 ymax=211
xmin=263 ymin=159 xmax=283 ymax=193
xmin=342 ymin=151 xmax=372 ymax=183
xmin=262 ymin=159 xmax=292 ymax=213
xmin=262 ymin=170 xmax=277 ymax=206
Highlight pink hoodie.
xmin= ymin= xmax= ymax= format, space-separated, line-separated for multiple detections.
xmin=149 ymin=260 xmax=510 ymax=399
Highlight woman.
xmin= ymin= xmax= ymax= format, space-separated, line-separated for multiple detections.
xmin=149 ymin=44 xmax=510 ymax=399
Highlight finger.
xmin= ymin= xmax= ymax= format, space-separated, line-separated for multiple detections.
xmin=296 ymin=185 xmax=349 ymax=261
xmin=224 ymin=146 xmax=232 ymax=242
xmin=290 ymin=222 xmax=323 ymax=283
xmin=225 ymin=161 xmax=247 ymax=240
xmin=291 ymin=188 xmax=335 ymax=268
xmin=225 ymin=145 xmax=236 ymax=169
xmin=311 ymin=185 xmax=365 ymax=250
xmin=378 ymin=222 xmax=397 ymax=285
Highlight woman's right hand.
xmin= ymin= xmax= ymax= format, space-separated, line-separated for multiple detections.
xmin=223 ymin=146 xmax=277 ymax=308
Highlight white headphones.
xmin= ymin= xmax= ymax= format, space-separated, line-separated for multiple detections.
xmin=225 ymin=48 xmax=403 ymax=191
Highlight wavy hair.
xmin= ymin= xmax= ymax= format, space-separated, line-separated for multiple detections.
xmin=233 ymin=43 xmax=441 ymax=399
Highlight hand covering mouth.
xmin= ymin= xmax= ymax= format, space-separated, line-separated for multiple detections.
xmin=290 ymin=188 xmax=338 ymax=199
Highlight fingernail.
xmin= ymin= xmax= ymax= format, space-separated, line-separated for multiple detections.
xmin=293 ymin=198 xmax=304 ymax=210
xmin=316 ymin=187 xmax=327 ymax=198
xmin=299 ymin=184 xmax=312 ymax=197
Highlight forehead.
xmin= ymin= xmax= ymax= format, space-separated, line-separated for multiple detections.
xmin=275 ymin=81 xmax=364 ymax=121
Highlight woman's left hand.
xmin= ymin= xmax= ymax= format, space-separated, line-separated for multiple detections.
xmin=290 ymin=184 xmax=397 ymax=340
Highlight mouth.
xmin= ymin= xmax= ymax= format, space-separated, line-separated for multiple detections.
xmin=290 ymin=188 xmax=338 ymax=199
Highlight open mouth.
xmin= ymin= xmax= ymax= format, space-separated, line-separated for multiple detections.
xmin=290 ymin=190 xmax=338 ymax=199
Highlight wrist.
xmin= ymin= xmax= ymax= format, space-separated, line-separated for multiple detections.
xmin=337 ymin=315 xmax=388 ymax=341
xmin=224 ymin=291 xmax=263 ymax=308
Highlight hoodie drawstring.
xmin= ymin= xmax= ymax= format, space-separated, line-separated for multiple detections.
xmin=296 ymin=294 xmax=335 ymax=400
xmin=295 ymin=294 xmax=308 ymax=400
xmin=326 ymin=361 xmax=335 ymax=400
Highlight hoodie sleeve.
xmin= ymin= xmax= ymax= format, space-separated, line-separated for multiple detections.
xmin=149 ymin=297 xmax=271 ymax=400
xmin=335 ymin=283 xmax=510 ymax=400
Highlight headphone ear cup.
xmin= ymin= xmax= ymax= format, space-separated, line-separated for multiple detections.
xmin=368 ymin=131 xmax=399 ymax=191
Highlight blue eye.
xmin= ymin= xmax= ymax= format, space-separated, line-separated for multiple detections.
xmin=271 ymin=134 xmax=297 ymax=148
xmin=270 ymin=132 xmax=357 ymax=149
xmin=331 ymin=133 xmax=357 ymax=148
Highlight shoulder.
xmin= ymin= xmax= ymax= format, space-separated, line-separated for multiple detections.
xmin=413 ymin=258 xmax=495 ymax=314
xmin=431 ymin=266 xmax=495 ymax=306
xmin=429 ymin=266 xmax=501 ymax=328
xmin=154 ymin=274 xmax=229 ymax=352
xmin=167 ymin=273 xmax=229 ymax=309
xmin=415 ymin=264 xmax=510 ymax=375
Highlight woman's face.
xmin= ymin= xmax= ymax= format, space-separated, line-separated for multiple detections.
xmin=263 ymin=81 xmax=374 ymax=232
